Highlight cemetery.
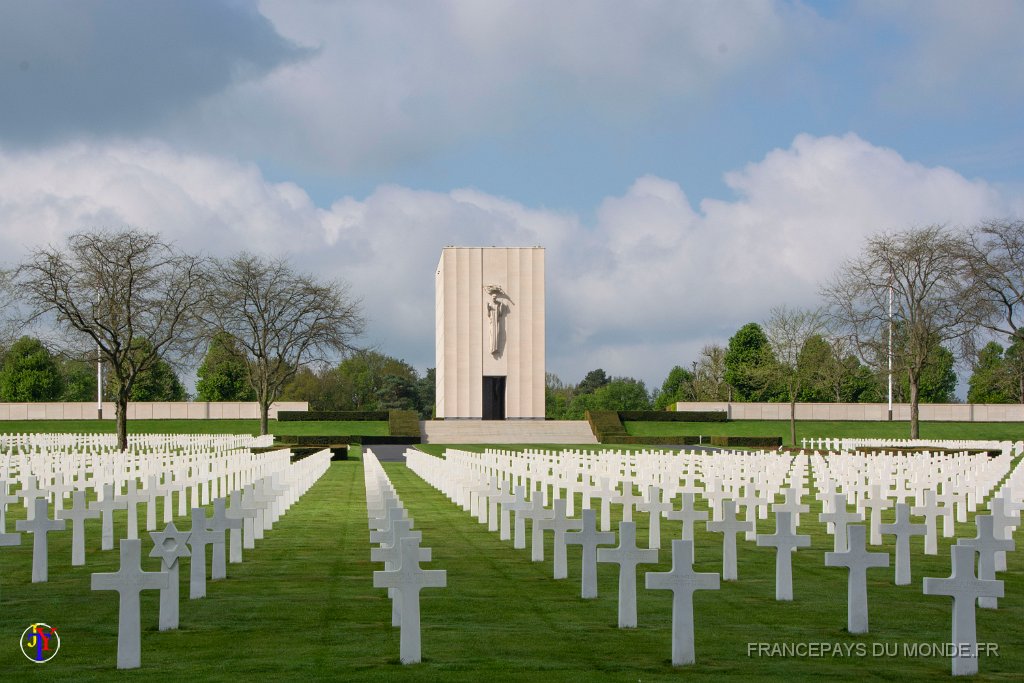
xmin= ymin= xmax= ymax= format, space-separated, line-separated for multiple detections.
xmin=0 ymin=428 xmax=1020 ymax=680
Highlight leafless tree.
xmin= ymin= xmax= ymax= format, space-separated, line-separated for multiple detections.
xmin=961 ymin=218 xmax=1024 ymax=339
xmin=204 ymin=253 xmax=364 ymax=434
xmin=763 ymin=306 xmax=827 ymax=446
xmin=822 ymin=225 xmax=981 ymax=437
xmin=14 ymin=229 xmax=206 ymax=450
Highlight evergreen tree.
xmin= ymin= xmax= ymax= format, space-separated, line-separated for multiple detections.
xmin=196 ymin=332 xmax=256 ymax=401
xmin=653 ymin=365 xmax=695 ymax=410
xmin=967 ymin=342 xmax=1013 ymax=403
xmin=0 ymin=336 xmax=64 ymax=401
xmin=723 ymin=323 xmax=782 ymax=401
xmin=576 ymin=368 xmax=610 ymax=395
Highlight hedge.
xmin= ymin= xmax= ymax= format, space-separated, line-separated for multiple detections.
xmin=619 ymin=410 xmax=728 ymax=422
xmin=277 ymin=410 xmax=388 ymax=422
xmin=585 ymin=410 xmax=626 ymax=441
xmin=709 ymin=435 xmax=783 ymax=448
xmin=602 ymin=435 xmax=703 ymax=446
xmin=388 ymin=410 xmax=421 ymax=439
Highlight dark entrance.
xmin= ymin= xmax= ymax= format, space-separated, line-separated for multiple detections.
xmin=482 ymin=376 xmax=506 ymax=420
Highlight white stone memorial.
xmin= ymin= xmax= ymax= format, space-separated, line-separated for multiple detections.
xmin=645 ymin=539 xmax=720 ymax=666
xmin=818 ymin=493 xmax=863 ymax=552
xmin=15 ymin=498 xmax=66 ymax=583
xmin=922 ymin=544 xmax=1003 ymax=676
xmin=597 ymin=520 xmax=658 ymax=628
xmin=824 ymin=524 xmax=889 ymax=634
xmin=958 ymin=514 xmax=1014 ymax=609
xmin=756 ymin=511 xmax=810 ymax=601
xmin=563 ymin=508 xmax=615 ymax=598
xmin=187 ymin=507 xmax=218 ymax=599
xmin=149 ymin=521 xmax=191 ymax=631
xmin=706 ymin=499 xmax=753 ymax=581
xmin=91 ymin=483 xmax=129 ymax=551
xmin=91 ymin=538 xmax=169 ymax=669
xmin=536 ymin=499 xmax=582 ymax=580
xmin=435 ymin=247 xmax=545 ymax=420
xmin=878 ymin=503 xmax=927 ymax=586
xmin=373 ymin=536 xmax=447 ymax=664
xmin=58 ymin=489 xmax=100 ymax=566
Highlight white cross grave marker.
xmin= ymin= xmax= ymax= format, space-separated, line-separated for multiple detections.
xmin=645 ymin=539 xmax=720 ymax=666
xmin=878 ymin=503 xmax=926 ymax=586
xmin=824 ymin=524 xmax=889 ymax=634
xmin=706 ymin=499 xmax=753 ymax=581
xmin=564 ymin=508 xmax=615 ymax=598
xmin=597 ymin=520 xmax=658 ymax=628
xmin=922 ymin=544 xmax=1003 ymax=676
xmin=91 ymin=538 xmax=169 ymax=669
xmin=756 ymin=511 xmax=810 ymax=601
xmin=16 ymin=498 xmax=66 ymax=583
xmin=373 ymin=536 xmax=446 ymax=664
xmin=958 ymin=514 xmax=1014 ymax=609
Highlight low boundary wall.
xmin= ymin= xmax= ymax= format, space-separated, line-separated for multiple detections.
xmin=0 ymin=402 xmax=309 ymax=420
xmin=673 ymin=401 xmax=1024 ymax=422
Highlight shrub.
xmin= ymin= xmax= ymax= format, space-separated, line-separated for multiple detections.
xmin=277 ymin=410 xmax=388 ymax=421
xmin=709 ymin=435 xmax=783 ymax=448
xmin=618 ymin=410 xmax=727 ymax=422
xmin=585 ymin=410 xmax=626 ymax=441
xmin=388 ymin=410 xmax=421 ymax=439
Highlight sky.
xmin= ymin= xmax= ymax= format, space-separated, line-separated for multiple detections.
xmin=1 ymin=0 xmax=1023 ymax=394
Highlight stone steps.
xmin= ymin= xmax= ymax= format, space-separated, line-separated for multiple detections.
xmin=420 ymin=420 xmax=597 ymax=444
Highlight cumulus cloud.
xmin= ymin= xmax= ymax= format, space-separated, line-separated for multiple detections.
xmin=174 ymin=0 xmax=815 ymax=171
xmin=0 ymin=0 xmax=309 ymax=145
xmin=0 ymin=133 xmax=1017 ymax=388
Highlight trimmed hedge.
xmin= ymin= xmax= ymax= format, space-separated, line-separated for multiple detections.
xmin=619 ymin=410 xmax=728 ymax=423
xmin=585 ymin=410 xmax=626 ymax=441
xmin=709 ymin=435 xmax=783 ymax=448
xmin=277 ymin=410 xmax=388 ymax=422
xmin=603 ymin=435 xmax=703 ymax=446
xmin=388 ymin=410 xmax=421 ymax=439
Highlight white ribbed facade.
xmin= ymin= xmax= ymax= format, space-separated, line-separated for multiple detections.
xmin=435 ymin=247 xmax=545 ymax=419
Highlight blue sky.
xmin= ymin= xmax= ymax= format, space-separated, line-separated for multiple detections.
xmin=1 ymin=1 xmax=1022 ymax=393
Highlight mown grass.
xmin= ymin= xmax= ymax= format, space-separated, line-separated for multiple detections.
xmin=625 ymin=420 xmax=1024 ymax=446
xmin=2 ymin=445 xmax=1021 ymax=680
xmin=0 ymin=419 xmax=389 ymax=437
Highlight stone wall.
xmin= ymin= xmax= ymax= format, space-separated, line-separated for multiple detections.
xmin=673 ymin=401 xmax=1024 ymax=422
xmin=0 ymin=401 xmax=309 ymax=420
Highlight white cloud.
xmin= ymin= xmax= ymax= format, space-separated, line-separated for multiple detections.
xmin=0 ymin=133 xmax=1017 ymax=389
xmin=177 ymin=0 xmax=815 ymax=171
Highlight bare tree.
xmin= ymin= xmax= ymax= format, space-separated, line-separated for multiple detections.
xmin=15 ymin=229 xmax=206 ymax=450
xmin=763 ymin=306 xmax=827 ymax=446
xmin=822 ymin=225 xmax=981 ymax=438
xmin=204 ymin=253 xmax=364 ymax=434
xmin=961 ymin=218 xmax=1024 ymax=339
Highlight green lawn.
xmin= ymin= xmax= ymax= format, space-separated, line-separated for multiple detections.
xmin=624 ymin=420 xmax=1024 ymax=446
xmin=2 ymin=447 xmax=1021 ymax=680
xmin=0 ymin=419 xmax=389 ymax=437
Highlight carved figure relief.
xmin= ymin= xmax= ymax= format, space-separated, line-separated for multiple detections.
xmin=484 ymin=284 xmax=510 ymax=357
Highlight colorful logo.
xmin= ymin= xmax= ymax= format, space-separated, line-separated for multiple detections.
xmin=21 ymin=623 xmax=60 ymax=663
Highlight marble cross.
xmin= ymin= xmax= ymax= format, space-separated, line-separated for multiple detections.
xmin=911 ymin=489 xmax=951 ymax=556
xmin=824 ymin=525 xmax=889 ymax=634
xmin=225 ymin=489 xmax=258 ymax=564
xmin=772 ymin=487 xmax=809 ymax=532
xmin=91 ymin=538 xmax=169 ymax=669
xmin=564 ymin=508 xmax=615 ymax=598
xmin=958 ymin=514 xmax=1014 ymax=609
xmin=208 ymin=497 xmax=242 ymax=580
xmin=597 ymin=520 xmax=658 ymax=628
xmin=536 ymin=498 xmax=582 ymax=579
xmin=645 ymin=539 xmax=720 ymax=666
xmin=636 ymin=485 xmax=673 ymax=549
xmin=666 ymin=491 xmax=708 ymax=560
xmin=878 ymin=503 xmax=927 ymax=586
xmin=373 ymin=536 xmax=446 ymax=664
xmin=16 ymin=498 xmax=66 ymax=583
xmin=186 ymin=507 xmax=219 ymax=599
xmin=923 ymin=544 xmax=1003 ymax=676
xmin=818 ymin=493 xmax=863 ymax=552
xmin=149 ymin=521 xmax=191 ymax=631
xmin=706 ymin=499 xmax=753 ymax=581
xmin=756 ymin=511 xmax=810 ymax=601
xmin=506 ymin=485 xmax=531 ymax=550
xmin=90 ymin=483 xmax=129 ymax=551
xmin=860 ymin=484 xmax=893 ymax=546
xmin=57 ymin=489 xmax=100 ymax=566
xmin=521 ymin=496 xmax=554 ymax=562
